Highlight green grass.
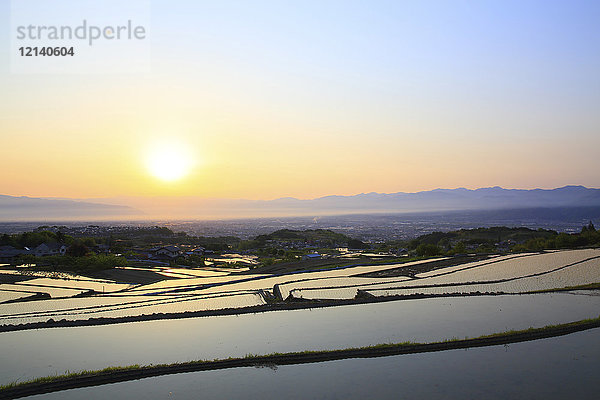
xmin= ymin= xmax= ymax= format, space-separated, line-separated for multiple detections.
xmin=0 ymin=365 xmax=142 ymax=390
xmin=2 ymin=315 xmax=599 ymax=393
xmin=477 ymin=316 xmax=600 ymax=339
xmin=528 ymin=282 xmax=600 ymax=293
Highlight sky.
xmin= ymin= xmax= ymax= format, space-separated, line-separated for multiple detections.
xmin=1 ymin=0 xmax=599 ymax=201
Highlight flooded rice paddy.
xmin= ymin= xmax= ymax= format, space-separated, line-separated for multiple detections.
xmin=0 ymin=292 xmax=598 ymax=385
xmin=1 ymin=249 xmax=599 ymax=397
xmin=287 ymin=249 xmax=600 ymax=300
xmin=24 ymin=327 xmax=600 ymax=400
xmin=0 ymin=249 xmax=598 ymax=324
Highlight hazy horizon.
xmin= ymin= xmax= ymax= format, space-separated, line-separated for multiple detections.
xmin=4 ymin=183 xmax=600 ymax=203
xmin=2 ymin=184 xmax=600 ymax=222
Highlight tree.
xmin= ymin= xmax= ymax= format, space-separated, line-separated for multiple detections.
xmin=0 ymin=234 xmax=17 ymax=247
xmin=67 ymin=242 xmax=90 ymax=257
xmin=347 ymin=238 xmax=369 ymax=249
xmin=416 ymin=243 xmax=442 ymax=257
xmin=82 ymin=237 xmax=97 ymax=247
xmin=587 ymin=221 xmax=596 ymax=232
xmin=452 ymin=241 xmax=466 ymax=254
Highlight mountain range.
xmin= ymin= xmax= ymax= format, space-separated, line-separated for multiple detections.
xmin=1 ymin=185 xmax=600 ymax=221
xmin=0 ymin=195 xmax=141 ymax=221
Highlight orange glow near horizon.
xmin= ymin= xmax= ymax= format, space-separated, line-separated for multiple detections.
xmin=0 ymin=107 xmax=597 ymax=201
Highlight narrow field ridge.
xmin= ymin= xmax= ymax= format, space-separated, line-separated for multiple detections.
xmin=2 ymin=316 xmax=599 ymax=399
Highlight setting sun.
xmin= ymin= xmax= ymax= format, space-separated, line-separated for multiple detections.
xmin=145 ymin=140 xmax=194 ymax=182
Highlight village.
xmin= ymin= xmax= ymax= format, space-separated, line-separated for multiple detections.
xmin=1 ymin=223 xmax=597 ymax=279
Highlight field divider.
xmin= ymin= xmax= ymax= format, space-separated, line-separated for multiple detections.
xmin=2 ymin=316 xmax=599 ymax=399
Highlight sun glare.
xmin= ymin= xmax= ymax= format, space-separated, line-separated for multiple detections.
xmin=145 ymin=140 xmax=194 ymax=182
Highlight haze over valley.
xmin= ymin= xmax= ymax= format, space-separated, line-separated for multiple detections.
xmin=2 ymin=185 xmax=599 ymax=221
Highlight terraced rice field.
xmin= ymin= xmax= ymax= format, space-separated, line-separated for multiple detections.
xmin=17 ymin=278 xmax=132 ymax=293
xmin=0 ymin=268 xmax=117 ymax=281
xmin=117 ymin=266 xmax=234 ymax=279
xmin=0 ymin=290 xmax=36 ymax=303
xmin=161 ymin=268 xmax=230 ymax=277
xmin=292 ymin=288 xmax=359 ymax=300
xmin=410 ymin=249 xmax=598 ymax=283
xmin=287 ymin=249 xmax=600 ymax=300
xmin=1 ymin=250 xmax=598 ymax=325
xmin=366 ymin=258 xmax=600 ymax=297
xmin=0 ymin=283 xmax=85 ymax=298
xmin=277 ymin=276 xmax=412 ymax=300
xmin=0 ymin=292 xmax=265 ymax=325
xmin=125 ymin=259 xmax=438 ymax=297
xmin=0 ymin=258 xmax=440 ymax=324
xmin=414 ymin=254 xmax=526 ymax=278
xmin=0 ymin=295 xmax=175 ymax=324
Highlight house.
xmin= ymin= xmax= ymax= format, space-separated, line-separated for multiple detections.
xmin=191 ymin=247 xmax=205 ymax=256
xmin=394 ymin=248 xmax=408 ymax=256
xmin=93 ymin=244 xmax=111 ymax=254
xmin=0 ymin=245 xmax=30 ymax=262
xmin=151 ymin=245 xmax=182 ymax=260
xmin=32 ymin=243 xmax=67 ymax=257
xmin=130 ymin=249 xmax=153 ymax=260
xmin=302 ymin=253 xmax=321 ymax=261
xmin=185 ymin=247 xmax=205 ymax=257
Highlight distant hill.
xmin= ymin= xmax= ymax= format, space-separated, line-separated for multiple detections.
xmin=255 ymin=229 xmax=367 ymax=248
xmin=0 ymin=195 xmax=142 ymax=221
xmin=394 ymin=224 xmax=600 ymax=256
xmin=410 ymin=226 xmax=559 ymax=247
xmin=3 ymin=186 xmax=600 ymax=220
xmin=268 ymin=185 xmax=600 ymax=213
xmin=85 ymin=185 xmax=600 ymax=218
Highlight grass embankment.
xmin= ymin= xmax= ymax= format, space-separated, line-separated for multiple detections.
xmin=2 ymin=316 xmax=599 ymax=399
xmin=529 ymin=282 xmax=600 ymax=293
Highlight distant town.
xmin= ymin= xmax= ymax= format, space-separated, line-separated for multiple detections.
xmin=1 ymin=222 xmax=598 ymax=281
